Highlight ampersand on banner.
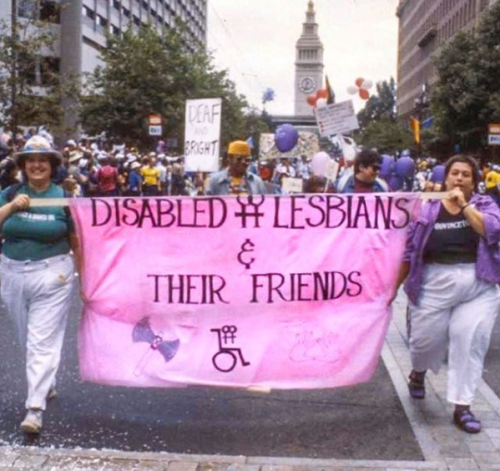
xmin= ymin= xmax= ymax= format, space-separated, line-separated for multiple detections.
xmin=237 ymin=239 xmax=256 ymax=270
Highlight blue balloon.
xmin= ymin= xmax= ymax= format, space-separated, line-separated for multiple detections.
xmin=395 ymin=157 xmax=415 ymax=179
xmin=275 ymin=124 xmax=299 ymax=153
xmin=388 ymin=174 xmax=404 ymax=191
xmin=380 ymin=155 xmax=394 ymax=179
xmin=401 ymin=149 xmax=411 ymax=158
xmin=431 ymin=164 xmax=445 ymax=183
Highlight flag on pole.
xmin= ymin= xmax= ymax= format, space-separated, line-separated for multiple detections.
xmin=410 ymin=117 xmax=421 ymax=144
xmin=325 ymin=75 xmax=336 ymax=105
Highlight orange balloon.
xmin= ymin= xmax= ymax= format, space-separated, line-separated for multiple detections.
xmin=359 ymin=89 xmax=370 ymax=100
xmin=307 ymin=95 xmax=318 ymax=107
xmin=316 ymin=89 xmax=328 ymax=99
xmin=355 ymin=77 xmax=364 ymax=88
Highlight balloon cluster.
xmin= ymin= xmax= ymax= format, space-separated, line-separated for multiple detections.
xmin=306 ymin=89 xmax=329 ymax=109
xmin=380 ymin=155 xmax=415 ymax=191
xmin=347 ymin=77 xmax=373 ymax=101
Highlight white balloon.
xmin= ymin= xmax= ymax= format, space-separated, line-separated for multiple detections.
xmin=316 ymin=98 xmax=327 ymax=107
xmin=347 ymin=85 xmax=359 ymax=95
xmin=311 ymin=151 xmax=331 ymax=177
xmin=361 ymin=79 xmax=373 ymax=90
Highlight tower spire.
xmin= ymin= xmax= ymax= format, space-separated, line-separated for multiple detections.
xmin=308 ymin=1 xmax=314 ymax=13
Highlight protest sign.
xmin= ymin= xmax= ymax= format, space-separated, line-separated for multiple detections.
xmin=71 ymin=194 xmax=420 ymax=390
xmin=259 ymin=132 xmax=319 ymax=161
xmin=315 ymin=100 xmax=359 ymax=137
xmin=184 ymin=98 xmax=222 ymax=172
xmin=281 ymin=177 xmax=304 ymax=194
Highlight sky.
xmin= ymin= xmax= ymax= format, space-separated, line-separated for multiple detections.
xmin=207 ymin=0 xmax=400 ymax=115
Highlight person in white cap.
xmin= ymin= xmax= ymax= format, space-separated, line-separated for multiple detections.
xmin=0 ymin=136 xmax=81 ymax=435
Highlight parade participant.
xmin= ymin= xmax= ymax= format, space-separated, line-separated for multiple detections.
xmin=97 ymin=156 xmax=119 ymax=197
xmin=126 ymin=161 xmax=142 ymax=196
xmin=335 ymin=149 xmax=388 ymax=193
xmin=390 ymin=155 xmax=500 ymax=434
xmin=206 ymin=140 xmax=266 ymax=195
xmin=170 ymin=163 xmax=187 ymax=196
xmin=141 ymin=157 xmax=161 ymax=196
xmin=0 ymin=136 xmax=81 ymax=434
xmin=67 ymin=150 xmax=88 ymax=196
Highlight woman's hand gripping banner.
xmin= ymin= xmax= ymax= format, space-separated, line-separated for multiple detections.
xmin=70 ymin=193 xmax=421 ymax=389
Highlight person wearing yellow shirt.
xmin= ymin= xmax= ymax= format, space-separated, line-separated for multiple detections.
xmin=141 ymin=158 xmax=161 ymax=196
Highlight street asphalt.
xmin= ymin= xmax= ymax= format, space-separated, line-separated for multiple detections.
xmin=0 ymin=295 xmax=424 ymax=461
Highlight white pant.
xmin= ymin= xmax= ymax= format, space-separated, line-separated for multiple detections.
xmin=409 ymin=263 xmax=500 ymax=405
xmin=0 ymin=254 xmax=75 ymax=410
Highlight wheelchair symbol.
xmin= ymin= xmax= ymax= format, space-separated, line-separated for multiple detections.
xmin=211 ymin=326 xmax=250 ymax=373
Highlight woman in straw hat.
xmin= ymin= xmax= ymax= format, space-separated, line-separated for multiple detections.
xmin=0 ymin=135 xmax=81 ymax=435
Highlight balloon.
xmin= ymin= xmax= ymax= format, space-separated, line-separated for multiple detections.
xmin=401 ymin=149 xmax=411 ymax=158
xmin=380 ymin=154 xmax=394 ymax=179
xmin=355 ymin=77 xmax=364 ymax=88
xmin=359 ymin=89 xmax=370 ymax=100
xmin=307 ymin=95 xmax=318 ymax=107
xmin=311 ymin=152 xmax=331 ymax=177
xmin=347 ymin=85 xmax=358 ymax=95
xmin=316 ymin=89 xmax=328 ymax=99
xmin=388 ymin=175 xmax=404 ymax=191
xmin=316 ymin=97 xmax=327 ymax=108
xmin=275 ymin=124 xmax=299 ymax=153
xmin=395 ymin=157 xmax=415 ymax=179
xmin=361 ymin=79 xmax=373 ymax=90
xmin=431 ymin=164 xmax=446 ymax=183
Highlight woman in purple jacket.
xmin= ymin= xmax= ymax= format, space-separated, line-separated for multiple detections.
xmin=391 ymin=155 xmax=500 ymax=434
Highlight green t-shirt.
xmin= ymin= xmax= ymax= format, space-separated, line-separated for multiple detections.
xmin=0 ymin=183 xmax=74 ymax=261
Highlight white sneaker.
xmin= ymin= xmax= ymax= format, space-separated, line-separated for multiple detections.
xmin=20 ymin=409 xmax=43 ymax=434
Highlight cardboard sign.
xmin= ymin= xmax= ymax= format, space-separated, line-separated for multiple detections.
xmin=184 ymin=98 xmax=222 ymax=172
xmin=281 ymin=177 xmax=304 ymax=194
xmin=315 ymin=100 xmax=359 ymax=137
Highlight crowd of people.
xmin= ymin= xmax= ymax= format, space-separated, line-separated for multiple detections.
xmin=1 ymin=128 xmax=500 ymax=438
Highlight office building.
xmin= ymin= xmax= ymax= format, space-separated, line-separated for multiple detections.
xmin=396 ymin=0 xmax=496 ymax=120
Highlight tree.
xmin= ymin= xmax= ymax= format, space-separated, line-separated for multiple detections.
xmin=357 ymin=78 xmax=397 ymax=130
xmin=80 ymin=25 xmax=250 ymax=149
xmin=0 ymin=11 xmax=66 ymax=133
xmin=355 ymin=78 xmax=408 ymax=153
xmin=356 ymin=118 xmax=414 ymax=155
xmin=431 ymin=1 xmax=500 ymax=152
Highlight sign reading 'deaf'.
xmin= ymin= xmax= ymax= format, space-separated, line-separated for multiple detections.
xmin=184 ymin=98 xmax=222 ymax=172
xmin=71 ymin=194 xmax=420 ymax=391
xmin=315 ymin=100 xmax=359 ymax=137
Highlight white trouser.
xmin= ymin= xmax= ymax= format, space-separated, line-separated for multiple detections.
xmin=0 ymin=254 xmax=75 ymax=410
xmin=409 ymin=263 xmax=500 ymax=405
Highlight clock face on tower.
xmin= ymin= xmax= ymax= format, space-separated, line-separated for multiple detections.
xmin=299 ymin=76 xmax=317 ymax=94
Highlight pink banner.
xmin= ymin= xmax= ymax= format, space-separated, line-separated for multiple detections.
xmin=71 ymin=194 xmax=420 ymax=389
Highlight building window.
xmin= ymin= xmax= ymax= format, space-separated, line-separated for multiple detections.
xmin=133 ymin=15 xmax=141 ymax=26
xmin=18 ymin=0 xmax=36 ymax=19
xmin=122 ymin=7 xmax=131 ymax=17
xmin=113 ymin=0 xmax=121 ymax=11
xmin=97 ymin=15 xmax=108 ymax=27
xmin=111 ymin=24 xmax=121 ymax=35
xmin=83 ymin=5 xmax=96 ymax=20
xmin=40 ymin=1 xmax=60 ymax=23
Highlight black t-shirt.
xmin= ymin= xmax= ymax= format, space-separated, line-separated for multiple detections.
xmin=424 ymin=204 xmax=479 ymax=264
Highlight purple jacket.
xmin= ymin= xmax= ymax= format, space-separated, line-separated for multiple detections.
xmin=403 ymin=195 xmax=500 ymax=305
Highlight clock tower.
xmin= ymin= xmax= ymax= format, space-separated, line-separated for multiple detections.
xmin=294 ymin=1 xmax=324 ymax=116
